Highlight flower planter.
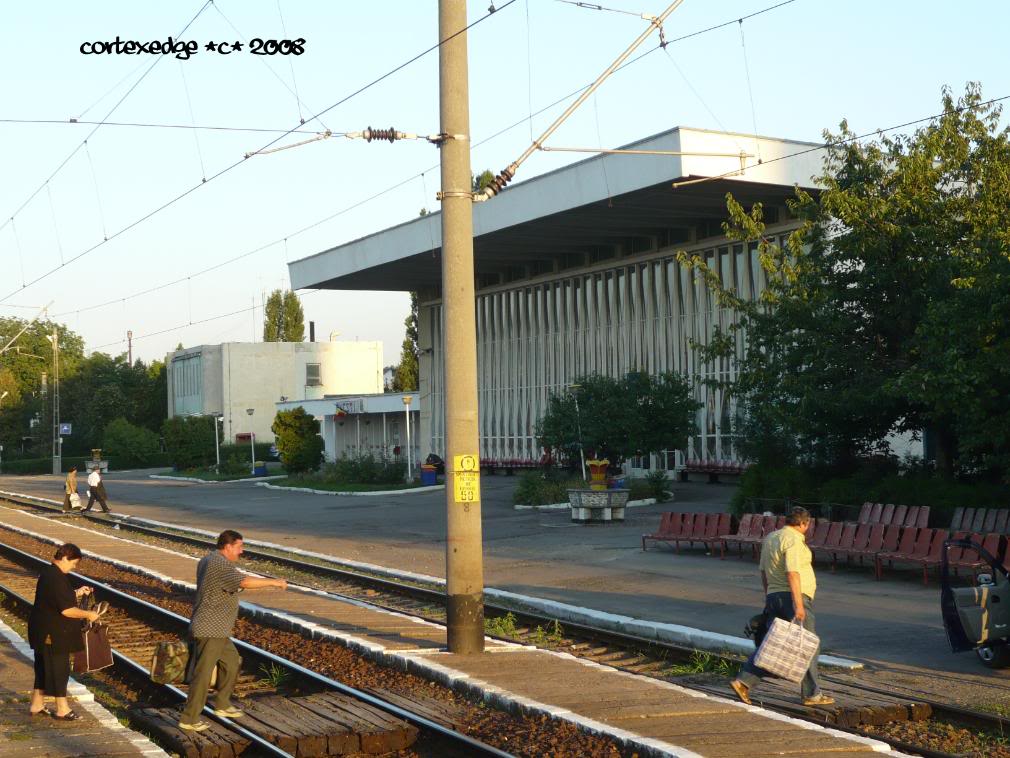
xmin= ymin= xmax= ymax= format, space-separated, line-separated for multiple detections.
xmin=567 ymin=488 xmax=631 ymax=523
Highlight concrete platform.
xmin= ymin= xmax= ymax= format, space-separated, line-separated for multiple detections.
xmin=0 ymin=616 xmax=167 ymax=757
xmin=0 ymin=471 xmax=990 ymax=678
xmin=0 ymin=506 xmax=910 ymax=757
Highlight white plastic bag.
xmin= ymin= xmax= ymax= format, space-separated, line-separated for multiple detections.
xmin=69 ymin=492 xmax=83 ymax=511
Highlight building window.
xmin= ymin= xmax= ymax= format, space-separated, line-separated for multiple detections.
xmin=306 ymin=363 xmax=321 ymax=386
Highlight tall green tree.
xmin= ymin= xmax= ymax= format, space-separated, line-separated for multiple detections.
xmin=262 ymin=289 xmax=305 ymax=342
xmin=679 ymin=84 xmax=1010 ymax=479
xmin=391 ymin=292 xmax=419 ymax=392
xmin=272 ymin=407 xmax=324 ymax=473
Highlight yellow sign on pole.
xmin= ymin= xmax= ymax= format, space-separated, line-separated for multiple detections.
xmin=453 ymin=454 xmax=480 ymax=504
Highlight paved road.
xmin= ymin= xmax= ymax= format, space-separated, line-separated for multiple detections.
xmin=0 ymin=470 xmax=1005 ymax=689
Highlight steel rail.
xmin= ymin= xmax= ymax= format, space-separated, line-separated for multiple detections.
xmin=0 ymin=571 xmax=293 ymax=757
xmin=0 ymin=537 xmax=514 ymax=758
xmin=3 ymin=490 xmax=1007 ymax=756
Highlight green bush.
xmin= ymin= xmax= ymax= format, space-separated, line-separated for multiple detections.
xmin=1 ymin=457 xmax=49 ymax=475
xmin=512 ymin=471 xmax=583 ymax=506
xmin=271 ymin=408 xmax=324 ymax=473
xmin=318 ymin=454 xmax=406 ymax=485
xmin=103 ymin=418 xmax=160 ymax=469
xmin=644 ymin=470 xmax=671 ymax=502
xmin=733 ymin=462 xmax=1010 ymax=526
xmin=219 ymin=442 xmax=275 ymax=462
xmin=163 ymin=416 xmax=217 ymax=470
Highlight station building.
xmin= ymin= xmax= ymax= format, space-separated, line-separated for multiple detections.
xmin=166 ymin=340 xmax=384 ymax=443
xmin=288 ymin=127 xmax=825 ymax=475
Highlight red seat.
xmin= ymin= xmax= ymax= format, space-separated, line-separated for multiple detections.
xmin=845 ymin=523 xmax=886 ymax=566
xmin=891 ymin=504 xmax=908 ymax=528
xmin=915 ymin=506 xmax=931 ymax=528
xmin=902 ymin=506 xmax=921 ymax=528
xmin=714 ymin=513 xmax=756 ymax=559
xmin=698 ymin=513 xmax=733 ymax=556
xmin=736 ymin=515 xmax=778 ymax=558
xmin=857 ymin=502 xmax=873 ymax=523
xmin=806 ymin=519 xmax=831 ymax=549
xmin=875 ymin=526 xmax=921 ymax=580
xmin=877 ymin=528 xmax=941 ymax=583
xmin=996 ymin=510 xmax=1010 ymax=535
xmin=915 ymin=529 xmax=951 ymax=585
xmin=825 ymin=523 xmax=859 ymax=571
xmin=868 ymin=503 xmax=884 ymax=524
xmin=676 ymin=512 xmax=715 ymax=551
xmin=642 ymin=512 xmax=682 ymax=551
xmin=983 ymin=510 xmax=999 ymax=534
xmin=949 ymin=507 xmax=966 ymax=532
xmin=880 ymin=504 xmax=895 ymax=526
xmin=970 ymin=509 xmax=987 ymax=533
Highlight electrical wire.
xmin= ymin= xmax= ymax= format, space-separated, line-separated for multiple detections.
xmin=0 ymin=1 xmax=212 ymax=242
xmin=52 ymin=0 xmax=798 ymax=321
xmin=0 ymin=0 xmax=517 ymax=305
xmin=90 ymin=289 xmax=322 ymax=351
xmin=0 ymin=118 xmax=327 ymax=135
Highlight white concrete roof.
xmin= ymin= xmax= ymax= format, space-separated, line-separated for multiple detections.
xmin=289 ymin=127 xmax=823 ymax=292
xmin=277 ymin=392 xmax=421 ymax=417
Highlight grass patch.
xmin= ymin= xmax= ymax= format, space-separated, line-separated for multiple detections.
xmin=529 ymin=620 xmax=565 ymax=647
xmin=258 ymin=662 xmax=290 ymax=688
xmin=484 ymin=612 xmax=520 ymax=638
xmin=175 ymin=468 xmax=272 ymax=481
xmin=663 ymin=650 xmax=740 ymax=678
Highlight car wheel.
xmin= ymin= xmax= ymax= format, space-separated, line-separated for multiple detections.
xmin=976 ymin=642 xmax=1010 ymax=669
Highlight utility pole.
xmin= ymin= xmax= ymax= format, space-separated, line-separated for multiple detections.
xmin=438 ymin=0 xmax=484 ymax=654
xmin=127 ymin=330 xmax=133 ymax=365
xmin=50 ymin=327 xmax=61 ymax=476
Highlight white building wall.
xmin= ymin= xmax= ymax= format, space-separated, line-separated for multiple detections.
xmin=168 ymin=341 xmax=383 ymax=442
xmin=419 ymin=229 xmax=798 ymax=469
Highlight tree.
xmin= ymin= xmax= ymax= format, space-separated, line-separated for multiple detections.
xmin=263 ymin=289 xmax=305 ymax=342
xmin=537 ymin=372 xmax=700 ymax=467
xmin=272 ymin=407 xmax=324 ymax=473
xmin=162 ymin=415 xmax=217 ymax=470
xmin=679 ymin=84 xmax=1010 ymax=479
xmin=103 ymin=417 xmax=160 ymax=468
xmin=472 ymin=169 xmax=495 ymax=193
xmin=391 ymin=293 xmax=419 ymax=392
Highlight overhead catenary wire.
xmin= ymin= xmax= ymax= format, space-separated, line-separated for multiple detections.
xmin=474 ymin=0 xmax=686 ymax=201
xmin=0 ymin=0 xmax=517 ymax=305
xmin=0 ymin=118 xmax=327 ymax=135
xmin=49 ymin=0 xmax=801 ymax=323
xmin=738 ymin=18 xmax=762 ymax=162
xmin=0 ymin=1 xmax=212 ymax=243
xmin=555 ymin=0 xmax=656 ymax=21
xmin=178 ymin=62 xmax=207 ymax=182
xmin=275 ymin=0 xmax=305 ymax=124
xmin=90 ymin=289 xmax=323 ymax=351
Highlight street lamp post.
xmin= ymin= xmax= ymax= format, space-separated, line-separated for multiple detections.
xmin=402 ymin=395 xmax=413 ymax=481
xmin=246 ymin=408 xmax=255 ymax=474
xmin=570 ymin=384 xmax=587 ymax=481
xmin=212 ymin=414 xmax=223 ymax=470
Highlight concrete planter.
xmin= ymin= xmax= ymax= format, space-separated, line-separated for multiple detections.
xmin=567 ymin=489 xmax=631 ymax=523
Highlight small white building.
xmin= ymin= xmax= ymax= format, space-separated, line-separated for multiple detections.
xmin=167 ymin=341 xmax=383 ymax=443
xmin=275 ymin=392 xmax=422 ymax=466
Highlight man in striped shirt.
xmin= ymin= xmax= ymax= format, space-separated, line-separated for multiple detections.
xmin=179 ymin=530 xmax=287 ymax=732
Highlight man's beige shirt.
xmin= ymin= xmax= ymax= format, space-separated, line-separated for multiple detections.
xmin=760 ymin=526 xmax=817 ymax=600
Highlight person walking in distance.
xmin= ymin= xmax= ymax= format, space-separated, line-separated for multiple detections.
xmin=62 ymin=466 xmax=79 ymax=513
xmin=84 ymin=466 xmax=109 ymax=513
xmin=179 ymin=530 xmax=287 ymax=732
xmin=730 ymin=507 xmax=835 ymax=707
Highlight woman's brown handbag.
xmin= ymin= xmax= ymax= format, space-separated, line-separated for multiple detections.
xmin=73 ymin=622 xmax=114 ymax=673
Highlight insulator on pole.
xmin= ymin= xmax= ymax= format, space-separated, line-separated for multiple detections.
xmin=473 ymin=164 xmax=516 ymax=202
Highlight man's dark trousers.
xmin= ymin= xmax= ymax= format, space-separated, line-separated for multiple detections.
xmin=738 ymin=591 xmax=820 ymax=700
xmin=84 ymin=485 xmax=109 ymax=513
xmin=180 ymin=638 xmax=241 ymax=724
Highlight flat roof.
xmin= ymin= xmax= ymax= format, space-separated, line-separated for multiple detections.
xmin=289 ymin=127 xmax=823 ymax=292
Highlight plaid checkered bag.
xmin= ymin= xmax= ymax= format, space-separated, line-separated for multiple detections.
xmin=752 ymin=617 xmax=819 ymax=683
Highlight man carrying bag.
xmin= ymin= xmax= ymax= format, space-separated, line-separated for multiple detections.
xmin=730 ymin=506 xmax=834 ymax=707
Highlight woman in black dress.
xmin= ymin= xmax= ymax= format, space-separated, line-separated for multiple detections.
xmin=27 ymin=543 xmax=101 ymax=720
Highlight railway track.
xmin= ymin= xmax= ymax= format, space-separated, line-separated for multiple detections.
xmin=3 ymin=490 xmax=1008 ymax=757
xmin=0 ymin=534 xmax=513 ymax=758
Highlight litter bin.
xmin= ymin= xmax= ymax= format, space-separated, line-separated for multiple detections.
xmin=420 ymin=464 xmax=438 ymax=486
xmin=253 ymin=461 xmax=268 ymax=477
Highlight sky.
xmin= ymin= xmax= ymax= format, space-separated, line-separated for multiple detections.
xmin=1 ymin=0 xmax=1008 ymax=366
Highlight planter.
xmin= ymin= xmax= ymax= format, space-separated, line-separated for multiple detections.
xmin=567 ymin=488 xmax=631 ymax=523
